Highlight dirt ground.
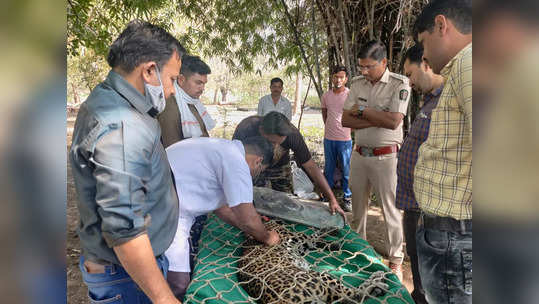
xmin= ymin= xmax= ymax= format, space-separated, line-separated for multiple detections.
xmin=66 ymin=106 xmax=414 ymax=303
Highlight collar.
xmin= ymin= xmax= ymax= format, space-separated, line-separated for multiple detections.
xmin=105 ymin=70 xmax=154 ymax=116
xmin=423 ymin=85 xmax=444 ymax=108
xmin=332 ymin=87 xmax=349 ymax=94
xmin=364 ymin=68 xmax=390 ymax=85
xmin=379 ymin=68 xmax=390 ymax=83
xmin=429 ymin=85 xmax=443 ymax=98
xmin=440 ymin=43 xmax=472 ymax=78
xmin=270 ymin=94 xmax=282 ymax=102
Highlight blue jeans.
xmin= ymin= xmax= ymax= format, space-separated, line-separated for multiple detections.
xmin=416 ymin=214 xmax=472 ymax=304
xmin=80 ymin=255 xmax=169 ymax=304
xmin=323 ymin=139 xmax=352 ymax=198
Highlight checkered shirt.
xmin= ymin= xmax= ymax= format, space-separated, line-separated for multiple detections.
xmin=413 ymin=43 xmax=473 ymax=220
xmin=396 ymin=87 xmax=442 ymax=210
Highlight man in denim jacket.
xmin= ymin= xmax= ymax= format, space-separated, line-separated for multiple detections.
xmin=70 ymin=20 xmax=185 ymax=304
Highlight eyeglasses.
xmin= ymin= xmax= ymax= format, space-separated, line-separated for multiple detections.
xmin=358 ymin=62 xmax=380 ymax=71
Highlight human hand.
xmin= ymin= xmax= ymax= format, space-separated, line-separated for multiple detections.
xmin=329 ymin=200 xmax=347 ymax=220
xmin=264 ymin=230 xmax=280 ymax=246
xmin=349 ymin=104 xmax=359 ymax=116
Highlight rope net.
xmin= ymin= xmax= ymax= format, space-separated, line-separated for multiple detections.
xmin=184 ymin=213 xmax=413 ymax=304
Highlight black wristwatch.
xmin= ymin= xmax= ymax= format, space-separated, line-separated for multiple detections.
xmin=357 ymin=105 xmax=366 ymax=118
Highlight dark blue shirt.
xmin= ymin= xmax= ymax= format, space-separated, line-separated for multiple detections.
xmin=396 ymin=87 xmax=442 ymax=211
xmin=70 ymin=70 xmax=179 ymax=264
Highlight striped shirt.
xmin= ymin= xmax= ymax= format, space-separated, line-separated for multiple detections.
xmin=396 ymin=87 xmax=442 ymax=210
xmin=414 ymin=43 xmax=472 ymax=220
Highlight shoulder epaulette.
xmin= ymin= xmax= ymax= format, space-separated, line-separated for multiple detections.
xmin=350 ymin=75 xmax=365 ymax=83
xmin=389 ymin=72 xmax=409 ymax=83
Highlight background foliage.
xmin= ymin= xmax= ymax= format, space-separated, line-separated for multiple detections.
xmin=68 ymin=0 xmax=426 ymax=118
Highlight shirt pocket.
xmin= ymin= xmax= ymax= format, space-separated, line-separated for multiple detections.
xmin=73 ymin=119 xmax=113 ymax=167
xmin=461 ymin=249 xmax=473 ymax=294
xmin=378 ymin=94 xmax=397 ymax=112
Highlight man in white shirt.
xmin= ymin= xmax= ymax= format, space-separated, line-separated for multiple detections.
xmin=164 ymin=136 xmax=280 ymax=300
xmin=257 ymin=77 xmax=292 ymax=120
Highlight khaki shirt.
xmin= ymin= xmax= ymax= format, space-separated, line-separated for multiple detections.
xmin=343 ymin=68 xmax=411 ymax=147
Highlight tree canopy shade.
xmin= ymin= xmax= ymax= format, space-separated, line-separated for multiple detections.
xmin=68 ymin=0 xmax=426 ymax=100
xmin=67 ymin=0 xmax=178 ymax=56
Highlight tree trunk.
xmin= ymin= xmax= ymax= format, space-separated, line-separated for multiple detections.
xmin=71 ymin=82 xmax=80 ymax=105
xmin=294 ymin=72 xmax=301 ymax=116
xmin=277 ymin=0 xmax=323 ymax=99
xmin=312 ymin=1 xmax=322 ymax=95
xmin=220 ymin=87 xmax=227 ymax=104
xmin=213 ymin=88 xmax=219 ymax=105
xmin=388 ymin=32 xmax=394 ymax=70
xmin=337 ymin=0 xmax=351 ymax=77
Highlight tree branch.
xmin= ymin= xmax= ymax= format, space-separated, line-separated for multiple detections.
xmin=276 ymin=0 xmax=323 ymax=99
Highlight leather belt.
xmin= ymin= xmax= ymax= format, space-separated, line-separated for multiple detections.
xmin=420 ymin=213 xmax=472 ymax=233
xmin=355 ymin=144 xmax=398 ymax=157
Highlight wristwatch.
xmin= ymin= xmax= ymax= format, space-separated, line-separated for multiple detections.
xmin=357 ymin=105 xmax=366 ymax=118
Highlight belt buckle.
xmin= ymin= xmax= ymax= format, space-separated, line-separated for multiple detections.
xmin=363 ymin=147 xmax=374 ymax=157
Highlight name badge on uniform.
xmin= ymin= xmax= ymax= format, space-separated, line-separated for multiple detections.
xmin=399 ymin=89 xmax=408 ymax=101
xmin=358 ymin=97 xmax=367 ymax=102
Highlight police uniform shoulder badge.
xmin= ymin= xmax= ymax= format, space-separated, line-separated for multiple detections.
xmin=399 ymin=89 xmax=409 ymax=101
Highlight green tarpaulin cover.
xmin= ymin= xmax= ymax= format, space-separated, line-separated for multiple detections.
xmin=184 ymin=214 xmax=413 ymax=304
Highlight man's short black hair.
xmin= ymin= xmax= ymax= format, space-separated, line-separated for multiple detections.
xmin=270 ymin=77 xmax=284 ymax=86
xmin=358 ymin=40 xmax=387 ymax=61
xmin=403 ymin=44 xmax=424 ymax=66
xmin=241 ymin=136 xmax=274 ymax=165
xmin=107 ymin=20 xmax=186 ymax=73
xmin=180 ymin=55 xmax=211 ymax=78
xmin=261 ymin=112 xmax=294 ymax=137
xmin=413 ymin=0 xmax=472 ymax=38
xmin=332 ymin=65 xmax=347 ymax=76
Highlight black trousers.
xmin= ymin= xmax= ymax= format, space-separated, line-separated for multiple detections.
xmin=403 ymin=209 xmax=428 ymax=304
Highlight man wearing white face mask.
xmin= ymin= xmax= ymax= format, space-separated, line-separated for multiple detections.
xmin=70 ymin=21 xmax=185 ymax=304
xmin=164 ymin=136 xmax=280 ymax=300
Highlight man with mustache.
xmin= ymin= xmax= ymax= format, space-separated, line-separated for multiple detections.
xmin=257 ymin=78 xmax=292 ymax=121
xmin=341 ymin=40 xmax=411 ymax=281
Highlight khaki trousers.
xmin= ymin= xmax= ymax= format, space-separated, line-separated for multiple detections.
xmin=350 ymin=151 xmax=404 ymax=264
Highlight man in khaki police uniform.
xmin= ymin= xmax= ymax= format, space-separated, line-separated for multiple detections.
xmin=342 ymin=40 xmax=411 ymax=280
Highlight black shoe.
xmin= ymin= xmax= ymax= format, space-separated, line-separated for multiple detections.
xmin=340 ymin=197 xmax=352 ymax=212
